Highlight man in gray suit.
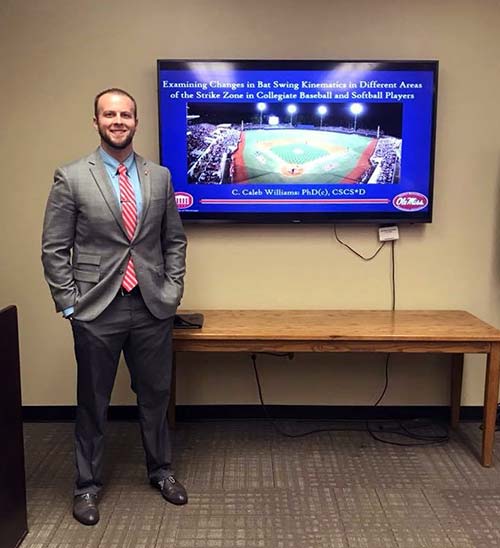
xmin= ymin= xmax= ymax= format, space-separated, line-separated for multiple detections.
xmin=42 ymin=88 xmax=188 ymax=526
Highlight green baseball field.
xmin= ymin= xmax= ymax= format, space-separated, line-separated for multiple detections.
xmin=231 ymin=128 xmax=377 ymax=184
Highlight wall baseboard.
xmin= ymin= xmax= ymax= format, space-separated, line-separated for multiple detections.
xmin=22 ymin=404 xmax=484 ymax=422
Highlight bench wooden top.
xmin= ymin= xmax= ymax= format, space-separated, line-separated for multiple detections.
xmin=174 ymin=310 xmax=500 ymax=342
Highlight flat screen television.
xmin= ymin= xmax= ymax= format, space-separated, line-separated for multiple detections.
xmin=157 ymin=59 xmax=438 ymax=223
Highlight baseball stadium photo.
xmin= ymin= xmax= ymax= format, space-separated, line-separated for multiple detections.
xmin=186 ymin=102 xmax=402 ymax=185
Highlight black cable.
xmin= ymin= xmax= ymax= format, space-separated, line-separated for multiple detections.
xmin=363 ymin=240 xmax=448 ymax=444
xmin=250 ymin=352 xmax=449 ymax=445
xmin=251 ymin=353 xmax=325 ymax=437
xmin=366 ymin=424 xmax=449 ymax=446
xmin=373 ymin=354 xmax=391 ymax=407
xmin=333 ymin=224 xmax=386 ymax=261
xmin=391 ymin=239 xmax=396 ymax=310
xmin=251 ymin=353 xmax=366 ymax=437
xmin=398 ymin=421 xmax=448 ymax=441
xmin=333 ymin=225 xmax=395 ymax=307
xmin=369 ymin=240 xmax=395 ymax=409
xmin=250 ymin=235 xmax=447 ymax=445
xmin=332 ymin=225 xmax=394 ymax=408
xmin=366 ymin=416 xmax=449 ymax=446
xmin=362 ymin=240 xmax=395 ymax=413
xmin=331 ymin=227 xmax=393 ymax=416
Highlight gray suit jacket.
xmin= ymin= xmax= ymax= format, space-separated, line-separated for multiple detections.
xmin=42 ymin=149 xmax=187 ymax=321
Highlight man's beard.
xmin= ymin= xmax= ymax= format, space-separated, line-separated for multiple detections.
xmin=98 ymin=126 xmax=135 ymax=150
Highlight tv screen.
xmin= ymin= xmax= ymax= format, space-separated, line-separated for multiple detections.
xmin=157 ymin=60 xmax=438 ymax=223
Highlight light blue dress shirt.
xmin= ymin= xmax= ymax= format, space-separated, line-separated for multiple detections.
xmin=63 ymin=148 xmax=143 ymax=318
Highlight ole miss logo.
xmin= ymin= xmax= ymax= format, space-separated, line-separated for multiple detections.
xmin=393 ymin=192 xmax=428 ymax=212
xmin=175 ymin=192 xmax=194 ymax=209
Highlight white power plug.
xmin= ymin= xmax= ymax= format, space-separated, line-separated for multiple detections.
xmin=378 ymin=225 xmax=399 ymax=242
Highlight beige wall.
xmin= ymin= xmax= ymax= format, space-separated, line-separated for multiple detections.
xmin=1 ymin=0 xmax=499 ymax=406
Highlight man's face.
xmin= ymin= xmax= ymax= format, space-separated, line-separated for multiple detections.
xmin=93 ymin=93 xmax=138 ymax=151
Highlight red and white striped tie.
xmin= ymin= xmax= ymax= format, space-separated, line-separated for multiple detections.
xmin=118 ymin=164 xmax=138 ymax=291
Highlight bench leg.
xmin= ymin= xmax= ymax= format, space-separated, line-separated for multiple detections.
xmin=168 ymin=352 xmax=177 ymax=429
xmin=450 ymin=353 xmax=464 ymax=429
xmin=482 ymin=342 xmax=500 ymax=467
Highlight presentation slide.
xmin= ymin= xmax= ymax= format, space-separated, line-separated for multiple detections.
xmin=157 ymin=60 xmax=438 ymax=222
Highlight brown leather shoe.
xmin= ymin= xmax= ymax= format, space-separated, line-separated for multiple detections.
xmin=154 ymin=476 xmax=188 ymax=505
xmin=73 ymin=493 xmax=99 ymax=525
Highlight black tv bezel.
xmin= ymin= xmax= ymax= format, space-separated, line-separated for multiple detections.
xmin=157 ymin=59 xmax=439 ymax=224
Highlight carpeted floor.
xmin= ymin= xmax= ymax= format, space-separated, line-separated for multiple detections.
xmin=19 ymin=419 xmax=500 ymax=547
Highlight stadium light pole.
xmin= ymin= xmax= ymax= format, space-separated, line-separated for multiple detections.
xmin=256 ymin=102 xmax=267 ymax=126
xmin=287 ymin=104 xmax=297 ymax=126
xmin=350 ymin=103 xmax=364 ymax=132
xmin=317 ymin=105 xmax=328 ymax=128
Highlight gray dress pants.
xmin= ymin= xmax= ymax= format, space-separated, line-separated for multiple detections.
xmin=70 ymin=289 xmax=174 ymax=495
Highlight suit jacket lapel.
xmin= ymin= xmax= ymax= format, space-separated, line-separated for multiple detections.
xmin=87 ymin=150 xmax=127 ymax=237
xmin=135 ymin=154 xmax=151 ymax=238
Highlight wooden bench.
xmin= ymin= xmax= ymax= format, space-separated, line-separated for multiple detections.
xmin=172 ymin=310 xmax=500 ymax=466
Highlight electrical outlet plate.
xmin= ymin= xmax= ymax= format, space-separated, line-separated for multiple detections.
xmin=378 ymin=225 xmax=399 ymax=242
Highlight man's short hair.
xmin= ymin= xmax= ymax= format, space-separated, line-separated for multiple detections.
xmin=94 ymin=88 xmax=138 ymax=119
